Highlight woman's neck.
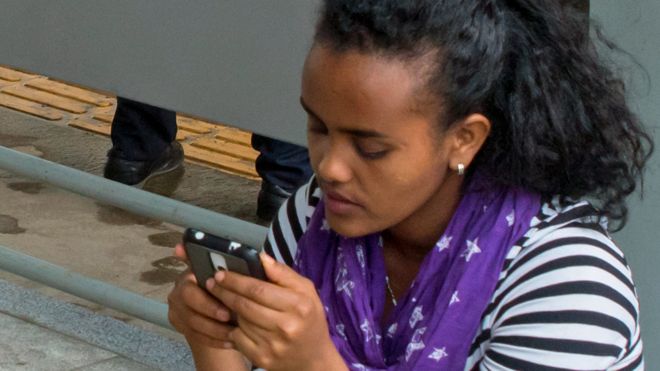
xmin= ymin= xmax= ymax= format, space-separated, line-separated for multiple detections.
xmin=379 ymin=175 xmax=464 ymax=325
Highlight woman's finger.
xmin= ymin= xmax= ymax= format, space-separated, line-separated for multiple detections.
xmin=170 ymin=272 xmax=233 ymax=322
xmin=209 ymin=280 xmax=285 ymax=331
xmin=260 ymin=252 xmax=312 ymax=291
xmin=185 ymin=328 xmax=236 ymax=349
xmin=173 ymin=243 xmax=189 ymax=265
xmin=184 ymin=308 xmax=236 ymax=341
xmin=210 ymin=269 xmax=303 ymax=313
xmin=169 ymin=307 xmax=227 ymax=346
xmin=230 ymin=326 xmax=268 ymax=369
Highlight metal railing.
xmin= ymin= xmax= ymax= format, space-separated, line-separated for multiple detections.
xmin=0 ymin=145 xmax=269 ymax=329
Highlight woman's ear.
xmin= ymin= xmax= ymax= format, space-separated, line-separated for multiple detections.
xmin=447 ymin=113 xmax=491 ymax=172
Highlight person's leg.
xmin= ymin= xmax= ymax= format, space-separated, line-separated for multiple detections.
xmin=109 ymin=97 xmax=177 ymax=160
xmin=251 ymin=134 xmax=313 ymax=220
xmin=104 ymin=97 xmax=183 ymax=185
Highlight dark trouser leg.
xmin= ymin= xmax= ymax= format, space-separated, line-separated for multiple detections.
xmin=251 ymin=134 xmax=312 ymax=191
xmin=251 ymin=134 xmax=312 ymax=220
xmin=105 ymin=97 xmax=182 ymax=185
xmin=110 ymin=97 xmax=177 ymax=161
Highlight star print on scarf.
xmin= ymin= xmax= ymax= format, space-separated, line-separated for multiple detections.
xmin=294 ymin=173 xmax=540 ymax=370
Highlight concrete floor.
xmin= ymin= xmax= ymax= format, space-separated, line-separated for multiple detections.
xmin=0 ymin=107 xmax=266 ymax=369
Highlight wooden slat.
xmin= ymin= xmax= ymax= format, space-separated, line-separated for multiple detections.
xmin=92 ymin=113 xmax=114 ymax=123
xmin=182 ymin=144 xmax=258 ymax=178
xmin=190 ymin=138 xmax=258 ymax=161
xmin=0 ymin=66 xmax=31 ymax=82
xmin=0 ymin=79 xmax=15 ymax=89
xmin=26 ymin=78 xmax=112 ymax=107
xmin=88 ymin=115 xmax=192 ymax=141
xmin=3 ymin=85 xmax=90 ymax=114
xmin=177 ymin=116 xmax=215 ymax=134
xmin=176 ymin=130 xmax=188 ymax=141
xmin=0 ymin=67 xmax=259 ymax=180
xmin=72 ymin=119 xmax=191 ymax=142
xmin=215 ymin=127 xmax=252 ymax=146
xmin=0 ymin=93 xmax=63 ymax=121
xmin=69 ymin=118 xmax=111 ymax=136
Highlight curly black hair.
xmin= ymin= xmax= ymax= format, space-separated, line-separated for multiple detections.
xmin=314 ymin=0 xmax=653 ymax=230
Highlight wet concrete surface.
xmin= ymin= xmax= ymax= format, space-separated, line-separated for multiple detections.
xmin=0 ymin=107 xmax=267 ymax=342
xmin=0 ymin=133 xmax=38 ymax=148
xmin=148 ymin=231 xmax=183 ymax=248
xmin=95 ymin=203 xmax=164 ymax=227
xmin=7 ymin=181 xmax=45 ymax=195
xmin=140 ymin=257 xmax=188 ymax=286
xmin=0 ymin=214 xmax=25 ymax=234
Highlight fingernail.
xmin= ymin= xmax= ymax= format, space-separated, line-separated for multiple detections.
xmin=205 ymin=278 xmax=215 ymax=290
xmin=222 ymin=341 xmax=234 ymax=349
xmin=261 ymin=252 xmax=275 ymax=265
xmin=215 ymin=270 xmax=225 ymax=282
xmin=216 ymin=309 xmax=229 ymax=321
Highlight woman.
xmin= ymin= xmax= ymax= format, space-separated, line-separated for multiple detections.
xmin=168 ymin=0 xmax=652 ymax=369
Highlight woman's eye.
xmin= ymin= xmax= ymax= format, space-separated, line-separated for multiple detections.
xmin=355 ymin=142 xmax=389 ymax=160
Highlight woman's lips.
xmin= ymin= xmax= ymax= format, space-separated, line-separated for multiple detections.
xmin=324 ymin=190 xmax=362 ymax=215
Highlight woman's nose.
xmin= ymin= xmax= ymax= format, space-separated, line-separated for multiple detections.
xmin=316 ymin=142 xmax=353 ymax=184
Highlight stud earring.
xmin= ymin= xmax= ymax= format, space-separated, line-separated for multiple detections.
xmin=457 ymin=163 xmax=465 ymax=176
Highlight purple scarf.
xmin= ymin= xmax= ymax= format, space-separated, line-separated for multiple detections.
xmin=294 ymin=176 xmax=541 ymax=370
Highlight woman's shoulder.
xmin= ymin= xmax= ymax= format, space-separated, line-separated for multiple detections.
xmin=468 ymin=197 xmax=643 ymax=370
xmin=496 ymin=196 xmax=640 ymax=326
xmin=503 ymin=196 xmax=633 ymax=286
xmin=262 ymin=176 xmax=321 ymax=266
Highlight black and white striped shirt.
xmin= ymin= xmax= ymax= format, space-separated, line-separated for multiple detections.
xmin=263 ymin=178 xmax=643 ymax=370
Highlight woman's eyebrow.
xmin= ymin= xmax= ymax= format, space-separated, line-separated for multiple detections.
xmin=299 ymin=97 xmax=321 ymax=122
xmin=299 ymin=96 xmax=388 ymax=139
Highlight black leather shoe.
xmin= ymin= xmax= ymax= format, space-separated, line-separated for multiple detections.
xmin=103 ymin=141 xmax=184 ymax=186
xmin=257 ymin=181 xmax=292 ymax=221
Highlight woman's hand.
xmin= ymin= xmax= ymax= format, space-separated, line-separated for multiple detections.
xmin=207 ymin=252 xmax=347 ymax=371
xmin=167 ymin=243 xmax=236 ymax=349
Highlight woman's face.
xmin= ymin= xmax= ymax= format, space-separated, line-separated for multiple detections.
xmin=301 ymin=46 xmax=457 ymax=237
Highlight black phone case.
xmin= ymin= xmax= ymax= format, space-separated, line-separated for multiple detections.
xmin=183 ymin=228 xmax=267 ymax=291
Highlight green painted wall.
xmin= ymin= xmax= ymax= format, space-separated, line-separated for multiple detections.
xmin=592 ymin=0 xmax=660 ymax=365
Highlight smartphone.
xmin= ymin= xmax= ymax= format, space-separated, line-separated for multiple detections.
xmin=183 ymin=228 xmax=267 ymax=289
